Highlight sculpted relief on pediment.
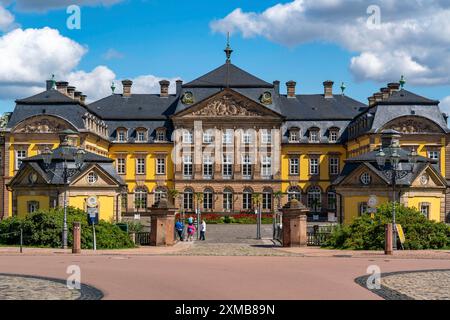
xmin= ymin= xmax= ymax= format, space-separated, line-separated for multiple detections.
xmin=192 ymin=94 xmax=264 ymax=117
xmin=384 ymin=117 xmax=442 ymax=134
xmin=14 ymin=116 xmax=74 ymax=134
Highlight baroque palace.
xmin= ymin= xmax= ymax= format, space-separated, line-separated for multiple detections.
xmin=1 ymin=46 xmax=449 ymax=224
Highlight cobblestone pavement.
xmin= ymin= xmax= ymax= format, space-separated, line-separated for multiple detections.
xmin=0 ymin=274 xmax=103 ymax=300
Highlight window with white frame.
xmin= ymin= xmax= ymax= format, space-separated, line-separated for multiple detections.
xmin=261 ymin=130 xmax=272 ymax=144
xmin=154 ymin=187 xmax=167 ymax=204
xmin=183 ymin=189 xmax=193 ymax=210
xmin=329 ymin=129 xmax=338 ymax=142
xmin=182 ymin=130 xmax=193 ymax=144
xmin=116 ymin=157 xmax=126 ymax=174
xmin=428 ymin=150 xmax=440 ymax=168
xmin=242 ymin=154 xmax=252 ymax=178
xmin=327 ymin=190 xmax=337 ymax=210
xmin=222 ymin=131 xmax=233 ymax=145
xmin=288 ymin=186 xmax=301 ymax=202
xmin=223 ymin=188 xmax=233 ymax=211
xmin=262 ymin=188 xmax=272 ymax=210
xmin=359 ymin=202 xmax=368 ymax=215
xmin=222 ymin=154 xmax=233 ymax=178
xmin=16 ymin=150 xmax=27 ymax=170
xmin=329 ymin=157 xmax=340 ymax=176
xmin=289 ymin=157 xmax=299 ymax=175
xmin=27 ymin=201 xmax=39 ymax=213
xmin=156 ymin=157 xmax=166 ymax=175
xmin=307 ymin=186 xmax=322 ymax=212
xmin=243 ymin=188 xmax=253 ymax=210
xmin=136 ymin=157 xmax=146 ymax=175
xmin=134 ymin=188 xmax=148 ymax=209
xmin=420 ymin=203 xmax=430 ymax=219
xmin=261 ymin=156 xmax=272 ymax=177
xmin=117 ymin=129 xmax=127 ymax=142
xmin=136 ymin=129 xmax=147 ymax=142
xmin=309 ymin=157 xmax=319 ymax=176
xmin=309 ymin=129 xmax=320 ymax=143
xmin=183 ymin=154 xmax=193 ymax=178
xmin=203 ymin=131 xmax=214 ymax=144
xmin=203 ymin=154 xmax=213 ymax=178
xmin=242 ymin=131 xmax=252 ymax=144
xmin=203 ymin=189 xmax=213 ymax=211
xmin=289 ymin=129 xmax=300 ymax=143
xmin=87 ymin=172 xmax=98 ymax=184
xmin=360 ymin=172 xmax=372 ymax=185
xmin=156 ymin=129 xmax=166 ymax=142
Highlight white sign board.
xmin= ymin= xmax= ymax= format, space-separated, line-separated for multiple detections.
xmin=368 ymin=195 xmax=378 ymax=208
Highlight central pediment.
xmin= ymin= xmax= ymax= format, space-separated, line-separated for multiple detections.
xmin=173 ymin=89 xmax=282 ymax=120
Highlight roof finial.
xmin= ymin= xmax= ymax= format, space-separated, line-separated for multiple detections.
xmin=51 ymin=74 xmax=56 ymax=90
xmin=399 ymin=75 xmax=406 ymax=89
xmin=224 ymin=32 xmax=233 ymax=63
xmin=111 ymin=81 xmax=116 ymax=94
xmin=340 ymin=82 xmax=346 ymax=95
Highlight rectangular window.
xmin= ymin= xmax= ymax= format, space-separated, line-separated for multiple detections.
xmin=183 ymin=192 xmax=193 ymax=210
xmin=428 ymin=151 xmax=440 ymax=169
xmin=16 ymin=150 xmax=27 ymax=170
xmin=243 ymin=192 xmax=252 ymax=210
xmin=183 ymin=155 xmax=193 ymax=178
xmin=203 ymin=192 xmax=213 ymax=210
xmin=289 ymin=130 xmax=299 ymax=143
xmin=116 ymin=157 xmax=126 ymax=174
xmin=118 ymin=130 xmax=126 ymax=142
xmin=261 ymin=130 xmax=272 ymax=144
xmin=156 ymin=157 xmax=166 ymax=175
xmin=242 ymin=155 xmax=252 ymax=178
xmin=261 ymin=156 xmax=272 ymax=177
xmin=242 ymin=131 xmax=252 ymax=144
xmin=310 ymin=130 xmax=320 ymax=143
xmin=420 ymin=203 xmax=430 ymax=219
xmin=329 ymin=131 xmax=338 ymax=143
xmin=27 ymin=201 xmax=39 ymax=213
xmin=223 ymin=192 xmax=233 ymax=211
xmin=262 ymin=192 xmax=272 ymax=210
xmin=136 ymin=158 xmax=146 ymax=175
xmin=203 ymin=132 xmax=214 ymax=144
xmin=156 ymin=130 xmax=166 ymax=142
xmin=136 ymin=131 xmax=146 ymax=142
xmin=329 ymin=157 xmax=340 ymax=176
xmin=309 ymin=157 xmax=319 ymax=176
xmin=203 ymin=155 xmax=213 ymax=178
xmin=183 ymin=131 xmax=193 ymax=144
xmin=359 ymin=202 xmax=368 ymax=215
xmin=222 ymin=154 xmax=233 ymax=178
xmin=289 ymin=157 xmax=299 ymax=175
xmin=222 ymin=131 xmax=233 ymax=145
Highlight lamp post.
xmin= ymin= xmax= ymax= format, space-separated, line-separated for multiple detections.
xmin=375 ymin=131 xmax=417 ymax=251
xmin=41 ymin=146 xmax=86 ymax=249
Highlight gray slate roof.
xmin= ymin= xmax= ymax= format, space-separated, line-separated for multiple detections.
xmin=376 ymin=89 xmax=439 ymax=105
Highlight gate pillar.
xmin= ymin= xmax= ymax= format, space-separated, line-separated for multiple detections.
xmin=281 ymin=199 xmax=309 ymax=247
xmin=149 ymin=198 xmax=177 ymax=246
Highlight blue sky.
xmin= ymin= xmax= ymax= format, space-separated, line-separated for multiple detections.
xmin=0 ymin=0 xmax=449 ymax=113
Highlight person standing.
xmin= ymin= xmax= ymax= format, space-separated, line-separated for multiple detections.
xmin=200 ymin=220 xmax=206 ymax=241
xmin=187 ymin=223 xmax=196 ymax=242
xmin=175 ymin=219 xmax=184 ymax=241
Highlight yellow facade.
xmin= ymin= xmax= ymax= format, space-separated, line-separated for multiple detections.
xmin=407 ymin=196 xmax=442 ymax=222
xmin=16 ymin=195 xmax=50 ymax=217
xmin=69 ymin=195 xmax=115 ymax=222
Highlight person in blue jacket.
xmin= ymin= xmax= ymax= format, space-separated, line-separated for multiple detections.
xmin=175 ymin=219 xmax=184 ymax=241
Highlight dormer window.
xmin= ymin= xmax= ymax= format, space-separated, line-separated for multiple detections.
xmin=117 ymin=128 xmax=127 ymax=142
xmin=309 ymin=128 xmax=320 ymax=143
xmin=136 ymin=129 xmax=147 ymax=142
xmin=155 ymin=128 xmax=166 ymax=142
xmin=329 ymin=128 xmax=339 ymax=143
xmin=289 ymin=128 xmax=300 ymax=143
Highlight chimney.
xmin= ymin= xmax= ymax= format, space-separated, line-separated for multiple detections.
xmin=387 ymin=82 xmax=400 ymax=95
xmin=122 ymin=79 xmax=133 ymax=97
xmin=56 ymin=81 xmax=68 ymax=95
xmin=176 ymin=80 xmax=183 ymax=96
xmin=273 ymin=80 xmax=280 ymax=95
xmin=373 ymin=92 xmax=383 ymax=102
xmin=323 ymin=80 xmax=334 ymax=98
xmin=286 ymin=81 xmax=297 ymax=98
xmin=159 ymin=80 xmax=170 ymax=97
xmin=46 ymin=80 xmax=54 ymax=91
xmin=80 ymin=94 xmax=87 ymax=105
xmin=67 ymin=86 xmax=76 ymax=99
xmin=74 ymin=91 xmax=82 ymax=103
xmin=381 ymin=87 xmax=390 ymax=100
xmin=368 ymin=96 xmax=376 ymax=107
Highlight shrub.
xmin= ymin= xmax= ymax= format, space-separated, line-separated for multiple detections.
xmin=323 ymin=203 xmax=450 ymax=250
xmin=0 ymin=207 xmax=135 ymax=249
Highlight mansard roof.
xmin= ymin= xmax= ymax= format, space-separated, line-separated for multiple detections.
xmin=375 ymin=89 xmax=439 ymax=106
xmin=15 ymin=90 xmax=78 ymax=105
xmin=183 ymin=63 xmax=273 ymax=88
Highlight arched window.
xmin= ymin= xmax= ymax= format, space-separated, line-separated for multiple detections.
xmin=134 ymin=187 xmax=148 ymax=210
xmin=154 ymin=187 xmax=167 ymax=205
xmin=327 ymin=188 xmax=337 ymax=210
xmin=262 ymin=188 xmax=273 ymax=210
xmin=242 ymin=188 xmax=253 ymax=210
xmin=183 ymin=188 xmax=193 ymax=211
xmin=287 ymin=186 xmax=302 ymax=202
xmin=203 ymin=188 xmax=213 ymax=211
xmin=223 ymin=188 xmax=233 ymax=211
xmin=307 ymin=186 xmax=322 ymax=213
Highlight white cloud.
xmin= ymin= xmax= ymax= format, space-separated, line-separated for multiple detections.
xmin=102 ymin=48 xmax=124 ymax=60
xmin=440 ymin=96 xmax=450 ymax=115
xmin=7 ymin=0 xmax=123 ymax=12
xmin=211 ymin=0 xmax=450 ymax=85
xmin=0 ymin=4 xmax=16 ymax=31
xmin=0 ymin=26 xmax=179 ymax=103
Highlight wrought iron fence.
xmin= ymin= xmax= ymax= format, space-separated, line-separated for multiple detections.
xmin=135 ymin=232 xmax=150 ymax=246
xmin=307 ymin=232 xmax=331 ymax=246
